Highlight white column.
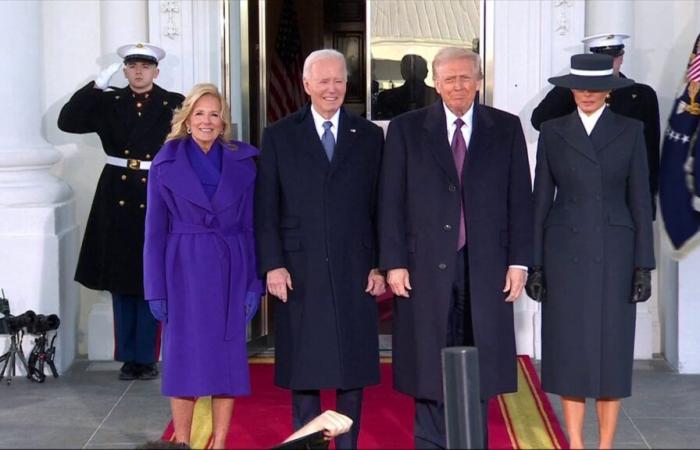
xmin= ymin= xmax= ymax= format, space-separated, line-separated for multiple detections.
xmin=99 ymin=0 xmax=149 ymax=87
xmin=0 ymin=0 xmax=79 ymax=373
xmin=491 ymin=0 xmax=584 ymax=358
xmin=585 ymin=0 xmax=659 ymax=359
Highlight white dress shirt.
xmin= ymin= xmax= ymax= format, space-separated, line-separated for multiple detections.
xmin=578 ymin=104 xmax=606 ymax=135
xmin=310 ymin=105 xmax=340 ymax=142
xmin=444 ymin=102 xmax=473 ymax=148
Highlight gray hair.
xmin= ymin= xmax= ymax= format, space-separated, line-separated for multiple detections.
xmin=432 ymin=47 xmax=483 ymax=81
xmin=303 ymin=49 xmax=348 ymax=80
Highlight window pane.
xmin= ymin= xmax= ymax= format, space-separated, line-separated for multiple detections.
xmin=368 ymin=0 xmax=481 ymax=120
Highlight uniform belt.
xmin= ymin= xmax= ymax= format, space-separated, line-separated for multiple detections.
xmin=106 ymin=156 xmax=151 ymax=171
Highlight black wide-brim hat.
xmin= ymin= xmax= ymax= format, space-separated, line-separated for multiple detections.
xmin=548 ymin=53 xmax=634 ymax=90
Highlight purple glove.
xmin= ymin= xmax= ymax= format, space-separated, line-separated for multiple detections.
xmin=148 ymin=299 xmax=167 ymax=322
xmin=245 ymin=291 xmax=261 ymax=324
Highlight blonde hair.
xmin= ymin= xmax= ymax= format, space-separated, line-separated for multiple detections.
xmin=166 ymin=83 xmax=234 ymax=144
xmin=432 ymin=47 xmax=484 ymax=81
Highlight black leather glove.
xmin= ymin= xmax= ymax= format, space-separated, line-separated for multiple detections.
xmin=630 ymin=268 xmax=652 ymax=303
xmin=525 ymin=266 xmax=546 ymax=303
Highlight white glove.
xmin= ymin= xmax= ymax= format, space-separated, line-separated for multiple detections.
xmin=94 ymin=62 xmax=122 ymax=90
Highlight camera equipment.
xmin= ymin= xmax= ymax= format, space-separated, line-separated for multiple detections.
xmin=27 ymin=314 xmax=60 ymax=383
xmin=0 ymin=306 xmax=36 ymax=385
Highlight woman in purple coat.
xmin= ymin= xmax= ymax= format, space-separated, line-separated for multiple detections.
xmin=143 ymin=83 xmax=262 ymax=448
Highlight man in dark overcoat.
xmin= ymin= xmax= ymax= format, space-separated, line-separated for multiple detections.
xmin=58 ymin=43 xmax=184 ymax=380
xmin=378 ymin=47 xmax=533 ymax=449
xmin=254 ymin=49 xmax=385 ymax=449
xmin=530 ymin=33 xmax=660 ymax=216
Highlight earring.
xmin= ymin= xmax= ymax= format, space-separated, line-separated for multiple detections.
xmin=186 ymin=127 xmax=191 ymax=134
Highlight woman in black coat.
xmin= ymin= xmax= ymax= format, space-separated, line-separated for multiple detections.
xmin=527 ymin=54 xmax=655 ymax=449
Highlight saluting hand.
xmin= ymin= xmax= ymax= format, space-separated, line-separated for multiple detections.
xmin=267 ymin=267 xmax=293 ymax=302
xmin=94 ymin=62 xmax=122 ymax=91
xmin=387 ymin=268 xmax=412 ymax=298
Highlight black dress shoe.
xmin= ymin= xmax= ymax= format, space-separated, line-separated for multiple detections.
xmin=118 ymin=362 xmax=138 ymax=380
xmin=137 ymin=363 xmax=159 ymax=380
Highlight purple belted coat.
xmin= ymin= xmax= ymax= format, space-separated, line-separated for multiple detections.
xmin=144 ymin=137 xmax=262 ymax=397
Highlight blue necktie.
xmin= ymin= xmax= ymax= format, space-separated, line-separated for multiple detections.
xmin=321 ymin=121 xmax=335 ymax=161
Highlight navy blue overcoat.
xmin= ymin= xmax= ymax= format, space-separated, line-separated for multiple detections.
xmin=254 ymin=105 xmax=383 ymax=390
xmin=533 ymin=108 xmax=655 ymax=398
xmin=378 ymin=100 xmax=533 ymax=400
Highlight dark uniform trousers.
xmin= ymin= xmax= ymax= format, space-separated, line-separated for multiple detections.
xmin=414 ymin=248 xmax=489 ymax=449
xmin=292 ymin=388 xmax=363 ymax=449
xmin=112 ymin=293 xmax=160 ymax=365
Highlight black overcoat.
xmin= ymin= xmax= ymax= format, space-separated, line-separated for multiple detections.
xmin=378 ymin=101 xmax=533 ymax=400
xmin=530 ymin=75 xmax=660 ymax=214
xmin=533 ymin=109 xmax=655 ymax=398
xmin=58 ymin=82 xmax=184 ymax=295
xmin=254 ymin=105 xmax=383 ymax=390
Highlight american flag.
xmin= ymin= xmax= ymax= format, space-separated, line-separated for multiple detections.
xmin=268 ymin=0 xmax=305 ymax=123
xmin=659 ymin=33 xmax=700 ymax=250
xmin=687 ymin=50 xmax=700 ymax=82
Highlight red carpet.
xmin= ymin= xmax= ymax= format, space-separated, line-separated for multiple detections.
xmin=162 ymin=356 xmax=567 ymax=449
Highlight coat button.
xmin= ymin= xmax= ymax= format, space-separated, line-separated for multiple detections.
xmin=438 ymin=263 xmax=447 ymax=270
xmin=572 ymin=256 xmax=579 ymax=263
xmin=141 ymin=177 xmax=147 ymax=183
xmin=139 ymin=203 xmax=145 ymax=209
xmin=121 ymin=174 xmax=127 ymax=181
xmin=124 ymin=149 xmax=130 ymax=155
xmin=448 ymin=184 xmax=456 ymax=192
xmin=594 ymin=256 xmax=602 ymax=263
xmin=571 ymin=227 xmax=579 ymax=233
xmin=443 ymin=224 xmax=452 ymax=231
xmin=595 ymin=194 xmax=601 ymax=201
xmin=145 ymin=154 xmax=151 ymax=159
xmin=118 ymin=200 xmax=125 ymax=206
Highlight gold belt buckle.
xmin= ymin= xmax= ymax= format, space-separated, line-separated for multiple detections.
xmin=127 ymin=159 xmax=141 ymax=170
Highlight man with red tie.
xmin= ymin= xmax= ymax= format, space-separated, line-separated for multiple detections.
xmin=378 ymin=47 xmax=533 ymax=449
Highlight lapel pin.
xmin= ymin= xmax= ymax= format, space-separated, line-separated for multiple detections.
xmin=114 ymin=95 xmax=120 ymax=100
xmin=350 ymin=128 xmax=356 ymax=133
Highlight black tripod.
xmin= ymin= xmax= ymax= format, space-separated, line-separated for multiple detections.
xmin=27 ymin=332 xmax=58 ymax=383
xmin=0 ymin=331 xmax=29 ymax=385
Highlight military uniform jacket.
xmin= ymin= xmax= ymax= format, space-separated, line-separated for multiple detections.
xmin=530 ymin=74 xmax=660 ymax=214
xmin=533 ymin=109 xmax=655 ymax=398
xmin=58 ymin=82 xmax=184 ymax=295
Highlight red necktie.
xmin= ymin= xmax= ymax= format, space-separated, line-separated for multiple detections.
xmin=452 ymin=118 xmax=467 ymax=250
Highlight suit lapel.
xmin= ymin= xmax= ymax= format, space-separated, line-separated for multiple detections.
xmin=210 ymin=144 xmax=256 ymax=212
xmin=552 ymin=111 xmax=599 ymax=164
xmin=589 ymin=107 xmax=626 ymax=153
xmin=423 ymin=101 xmax=459 ymax=186
xmin=296 ymin=105 xmax=331 ymax=170
xmin=159 ymin=140 xmax=213 ymax=212
xmin=329 ymin=108 xmax=359 ymax=176
xmin=465 ymin=104 xmax=495 ymax=172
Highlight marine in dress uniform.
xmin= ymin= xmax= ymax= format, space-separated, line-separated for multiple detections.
xmin=531 ymin=33 xmax=660 ymax=216
xmin=58 ymin=43 xmax=184 ymax=380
